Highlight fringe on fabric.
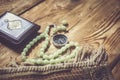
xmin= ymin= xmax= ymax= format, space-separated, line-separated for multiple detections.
xmin=0 ymin=45 xmax=114 ymax=80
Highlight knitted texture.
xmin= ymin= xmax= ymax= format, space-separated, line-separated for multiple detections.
xmin=0 ymin=45 xmax=113 ymax=80
xmin=0 ymin=24 xmax=114 ymax=80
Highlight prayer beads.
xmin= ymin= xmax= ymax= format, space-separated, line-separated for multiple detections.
xmin=25 ymin=46 xmax=79 ymax=65
xmin=21 ymin=21 xmax=81 ymax=65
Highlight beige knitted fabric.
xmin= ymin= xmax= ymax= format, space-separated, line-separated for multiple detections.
xmin=0 ymin=45 xmax=114 ymax=80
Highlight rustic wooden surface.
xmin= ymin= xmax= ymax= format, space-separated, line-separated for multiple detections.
xmin=0 ymin=0 xmax=44 ymax=15
xmin=0 ymin=0 xmax=120 ymax=80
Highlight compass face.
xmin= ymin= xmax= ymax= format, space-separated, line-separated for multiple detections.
xmin=53 ymin=34 xmax=68 ymax=47
xmin=0 ymin=12 xmax=33 ymax=40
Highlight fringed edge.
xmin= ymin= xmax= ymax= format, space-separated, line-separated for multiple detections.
xmin=0 ymin=45 xmax=109 ymax=79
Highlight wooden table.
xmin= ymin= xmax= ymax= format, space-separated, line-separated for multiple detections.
xmin=0 ymin=0 xmax=120 ymax=80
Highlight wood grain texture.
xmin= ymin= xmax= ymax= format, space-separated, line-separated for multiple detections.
xmin=0 ymin=0 xmax=44 ymax=15
xmin=0 ymin=0 xmax=120 ymax=80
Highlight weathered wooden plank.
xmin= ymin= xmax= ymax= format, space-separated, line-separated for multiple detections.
xmin=22 ymin=0 xmax=120 ymax=53
xmin=22 ymin=0 xmax=120 ymax=80
xmin=0 ymin=0 xmax=44 ymax=67
xmin=0 ymin=0 xmax=44 ymax=15
xmin=0 ymin=0 xmax=120 ymax=80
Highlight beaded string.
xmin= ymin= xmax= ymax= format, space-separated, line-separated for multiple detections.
xmin=25 ymin=45 xmax=81 ymax=65
xmin=20 ymin=21 xmax=81 ymax=65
